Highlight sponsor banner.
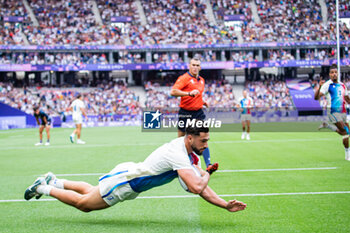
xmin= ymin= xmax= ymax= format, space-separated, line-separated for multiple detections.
xmin=289 ymin=89 xmax=322 ymax=111
xmin=3 ymin=16 xmax=24 ymax=22
xmin=0 ymin=59 xmax=348 ymax=71
xmin=224 ymin=15 xmax=245 ymax=21
xmin=286 ymin=79 xmax=312 ymax=91
xmin=0 ymin=116 xmax=26 ymax=130
xmin=340 ymin=12 xmax=350 ymax=18
xmin=110 ymin=16 xmax=133 ymax=22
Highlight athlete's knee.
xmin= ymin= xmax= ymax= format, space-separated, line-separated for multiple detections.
xmin=339 ymin=128 xmax=347 ymax=135
xmin=82 ymin=182 xmax=94 ymax=194
xmin=76 ymin=199 xmax=92 ymax=212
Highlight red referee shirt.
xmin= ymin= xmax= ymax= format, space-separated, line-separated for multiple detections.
xmin=172 ymin=72 xmax=205 ymax=111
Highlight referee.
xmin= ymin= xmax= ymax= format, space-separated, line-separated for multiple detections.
xmin=170 ymin=57 xmax=212 ymax=167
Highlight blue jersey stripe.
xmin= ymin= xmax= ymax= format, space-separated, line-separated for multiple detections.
xmin=101 ymin=181 xmax=128 ymax=198
xmin=128 ymin=170 xmax=178 ymax=193
xmin=328 ymin=83 xmax=346 ymax=113
xmin=99 ymin=170 xmax=128 ymax=182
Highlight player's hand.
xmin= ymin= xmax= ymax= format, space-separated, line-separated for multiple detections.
xmin=189 ymin=89 xmax=200 ymax=97
xmin=203 ymin=101 xmax=209 ymax=108
xmin=319 ymin=79 xmax=325 ymax=86
xmin=206 ymin=163 xmax=218 ymax=175
xmin=226 ymin=200 xmax=247 ymax=212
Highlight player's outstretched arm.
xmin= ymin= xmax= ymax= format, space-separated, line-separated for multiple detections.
xmin=199 ymin=185 xmax=246 ymax=212
xmin=178 ymin=168 xmax=210 ymax=194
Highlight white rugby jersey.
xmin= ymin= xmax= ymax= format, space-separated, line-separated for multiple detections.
xmin=99 ymin=137 xmax=193 ymax=194
xmin=70 ymin=99 xmax=85 ymax=117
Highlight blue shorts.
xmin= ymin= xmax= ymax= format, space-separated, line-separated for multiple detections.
xmin=178 ymin=108 xmax=206 ymax=132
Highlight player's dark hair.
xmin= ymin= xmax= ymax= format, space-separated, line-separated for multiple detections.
xmin=33 ymin=106 xmax=39 ymax=112
xmin=190 ymin=57 xmax=201 ymax=63
xmin=76 ymin=94 xmax=82 ymax=99
xmin=185 ymin=120 xmax=209 ymax=136
xmin=330 ymin=64 xmax=338 ymax=71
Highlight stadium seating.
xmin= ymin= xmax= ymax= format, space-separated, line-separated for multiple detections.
xmin=96 ymin=0 xmax=138 ymax=23
xmin=246 ymin=80 xmax=293 ymax=110
xmin=0 ymin=81 xmax=141 ymax=117
xmin=0 ymin=0 xmax=348 ymax=46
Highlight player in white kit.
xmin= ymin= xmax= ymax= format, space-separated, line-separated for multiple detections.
xmin=24 ymin=122 xmax=246 ymax=213
xmin=68 ymin=94 xmax=88 ymax=144
xmin=238 ymin=90 xmax=253 ymax=140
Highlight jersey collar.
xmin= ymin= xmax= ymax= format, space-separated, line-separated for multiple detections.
xmin=187 ymin=71 xmax=200 ymax=81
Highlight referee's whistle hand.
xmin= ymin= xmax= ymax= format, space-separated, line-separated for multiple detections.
xmin=190 ymin=90 xmax=200 ymax=97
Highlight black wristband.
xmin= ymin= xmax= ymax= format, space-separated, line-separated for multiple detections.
xmin=188 ymin=92 xmax=191 ymax=96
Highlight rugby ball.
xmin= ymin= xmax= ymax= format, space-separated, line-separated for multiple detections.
xmin=178 ymin=165 xmax=202 ymax=193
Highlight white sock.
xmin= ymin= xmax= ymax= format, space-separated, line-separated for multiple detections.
xmin=345 ymin=148 xmax=350 ymax=153
xmin=37 ymin=185 xmax=53 ymax=196
xmin=49 ymin=178 xmax=66 ymax=189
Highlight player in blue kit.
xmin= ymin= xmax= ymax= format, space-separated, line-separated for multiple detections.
xmin=33 ymin=106 xmax=51 ymax=146
xmin=315 ymin=64 xmax=350 ymax=160
xmin=24 ymin=121 xmax=246 ymax=213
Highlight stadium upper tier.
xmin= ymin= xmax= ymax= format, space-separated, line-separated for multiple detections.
xmin=0 ymin=0 xmax=348 ymax=45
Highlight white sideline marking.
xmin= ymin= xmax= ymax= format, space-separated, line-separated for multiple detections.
xmin=49 ymin=167 xmax=337 ymax=177
xmin=0 ymin=138 xmax=335 ymax=150
xmin=138 ymin=191 xmax=350 ymax=199
xmin=212 ymin=138 xmax=334 ymax=144
xmin=2 ymin=191 xmax=350 ymax=203
xmin=219 ymin=167 xmax=338 ymax=172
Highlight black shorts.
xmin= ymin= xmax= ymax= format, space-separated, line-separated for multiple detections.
xmin=41 ymin=120 xmax=52 ymax=126
xmin=178 ymin=108 xmax=206 ymax=132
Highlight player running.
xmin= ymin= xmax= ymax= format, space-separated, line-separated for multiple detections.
xmin=24 ymin=122 xmax=246 ymax=213
xmin=238 ymin=90 xmax=253 ymax=140
xmin=68 ymin=94 xmax=88 ymax=144
xmin=170 ymin=58 xmax=213 ymax=168
xmin=33 ymin=106 xmax=51 ymax=146
xmin=315 ymin=64 xmax=350 ymax=160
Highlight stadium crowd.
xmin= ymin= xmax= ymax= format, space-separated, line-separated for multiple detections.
xmin=0 ymin=0 xmax=349 ymax=45
xmin=145 ymin=79 xmax=292 ymax=111
xmin=1 ymin=79 xmax=295 ymax=115
xmin=23 ymin=0 xmax=125 ymax=45
xmin=129 ymin=0 xmax=235 ymax=45
xmin=97 ymin=0 xmax=138 ymax=23
xmin=211 ymin=0 xmax=252 ymax=21
xmin=0 ymin=81 xmax=141 ymax=119
xmin=245 ymin=80 xmax=293 ymax=110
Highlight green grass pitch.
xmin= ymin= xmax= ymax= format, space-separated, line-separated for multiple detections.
xmin=1 ymin=125 xmax=350 ymax=233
